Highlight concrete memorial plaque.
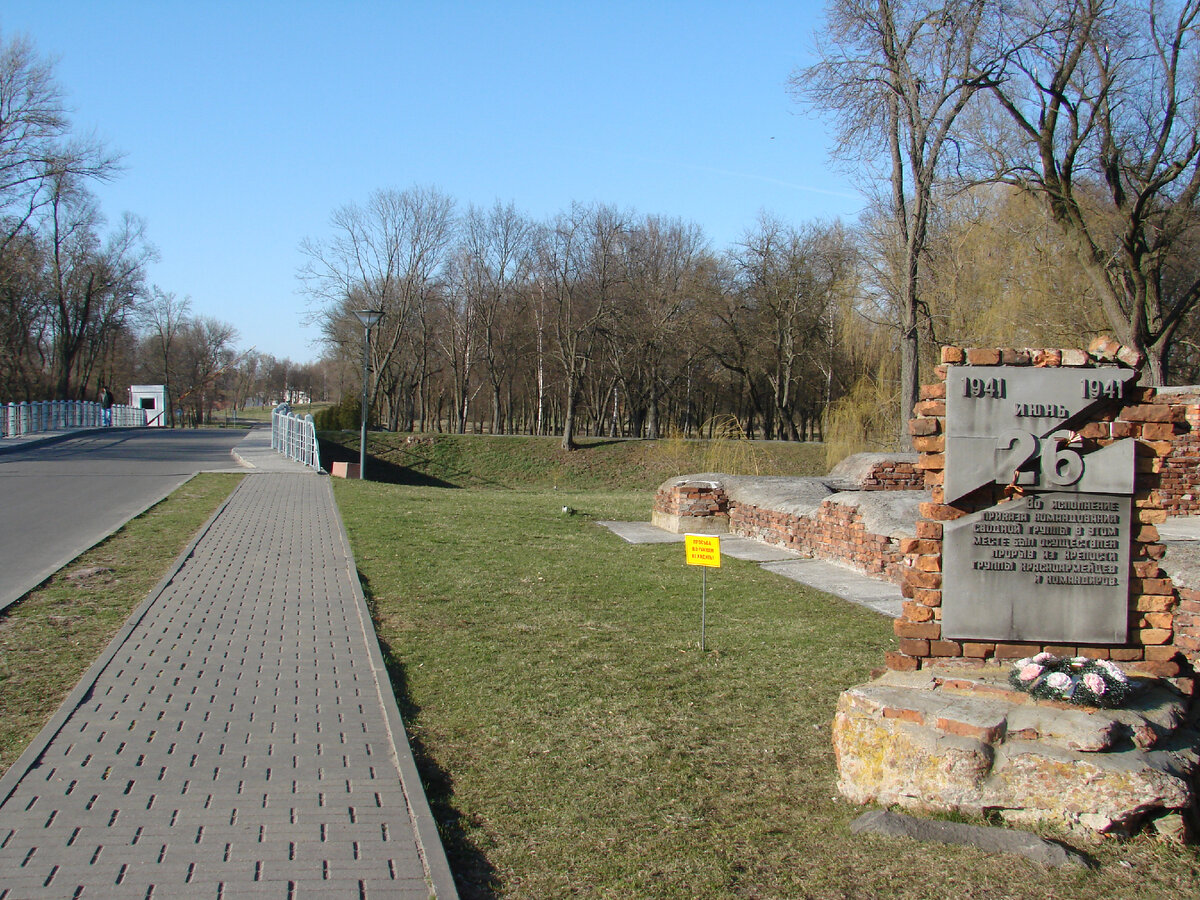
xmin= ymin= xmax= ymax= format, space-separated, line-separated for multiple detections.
xmin=941 ymin=367 xmax=1136 ymax=643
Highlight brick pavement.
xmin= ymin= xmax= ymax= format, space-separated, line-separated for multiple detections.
xmin=0 ymin=474 xmax=455 ymax=898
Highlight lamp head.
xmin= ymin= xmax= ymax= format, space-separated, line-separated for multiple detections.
xmin=353 ymin=308 xmax=384 ymax=328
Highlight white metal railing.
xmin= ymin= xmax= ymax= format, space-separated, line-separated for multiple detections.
xmin=271 ymin=404 xmax=322 ymax=471
xmin=1 ymin=400 xmax=147 ymax=437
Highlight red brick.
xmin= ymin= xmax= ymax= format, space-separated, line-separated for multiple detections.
xmin=885 ymin=651 xmax=920 ymax=671
xmin=916 ymin=521 xmax=943 ymax=540
xmin=920 ymin=382 xmax=948 ymax=400
xmin=913 ymin=435 xmax=945 ymax=453
xmin=1136 ymin=627 xmax=1173 ymax=645
xmin=1142 ymin=422 xmax=1180 ymax=440
xmin=913 ymin=554 xmax=942 ymax=573
xmin=936 ymin=716 xmax=1004 ymax=743
xmin=1123 ymin=404 xmax=1185 ymax=423
xmin=966 ymin=348 xmax=1002 ymax=365
xmin=1078 ymin=422 xmax=1111 ymax=440
xmin=898 ymin=638 xmax=930 ymax=657
xmin=1143 ymin=645 xmax=1180 ymax=661
xmin=1032 ymin=349 xmax=1062 ymax=367
xmin=1146 ymin=613 xmax=1176 ymax=630
xmin=1135 ymin=594 xmax=1175 ymax=612
xmin=930 ymin=640 xmax=963 ymax=657
xmin=904 ymin=570 xmax=942 ymax=590
xmin=919 ymin=503 xmax=966 ymax=522
xmin=912 ymin=589 xmax=942 ymax=607
xmin=994 ymin=642 xmax=1043 ymax=659
xmin=962 ymin=642 xmax=995 ymax=658
xmin=903 ymin=601 xmax=935 ymax=623
xmin=1134 ymin=659 xmax=1182 ymax=677
xmin=1132 ymin=578 xmax=1175 ymax=595
xmin=1109 ymin=648 xmax=1144 ymax=662
xmin=883 ymin=706 xmax=925 ymax=724
xmin=941 ymin=346 xmax=965 ymax=364
xmin=895 ymin=620 xmax=941 ymax=640
xmin=1043 ymin=645 xmax=1078 ymax=657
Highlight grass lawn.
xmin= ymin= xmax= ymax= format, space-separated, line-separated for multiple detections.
xmin=332 ymin=478 xmax=1200 ymax=899
xmin=0 ymin=473 xmax=242 ymax=777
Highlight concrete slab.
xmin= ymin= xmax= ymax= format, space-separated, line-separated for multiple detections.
xmin=761 ymin=558 xmax=905 ymax=617
xmin=598 ymin=521 xmax=684 ymax=544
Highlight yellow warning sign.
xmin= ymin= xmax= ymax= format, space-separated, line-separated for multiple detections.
xmin=685 ymin=534 xmax=722 ymax=568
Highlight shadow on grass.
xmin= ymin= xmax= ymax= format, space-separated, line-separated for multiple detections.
xmin=319 ymin=437 xmax=459 ymax=488
xmin=358 ymin=570 xmax=498 ymax=899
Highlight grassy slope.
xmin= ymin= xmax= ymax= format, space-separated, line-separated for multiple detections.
xmin=319 ymin=431 xmax=830 ymax=490
xmin=325 ymin=434 xmax=1200 ymax=899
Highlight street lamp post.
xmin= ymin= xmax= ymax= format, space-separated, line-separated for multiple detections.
xmin=353 ymin=309 xmax=384 ymax=480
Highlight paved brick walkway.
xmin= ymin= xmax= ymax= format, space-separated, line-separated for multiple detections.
xmin=0 ymin=474 xmax=455 ymax=898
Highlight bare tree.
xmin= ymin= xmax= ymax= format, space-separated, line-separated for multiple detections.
xmin=613 ymin=215 xmax=711 ymax=439
xmin=138 ymin=287 xmax=190 ymax=425
xmin=793 ymin=0 xmax=998 ymax=446
xmin=299 ymin=186 xmax=456 ymax=428
xmin=45 ymin=177 xmax=153 ymax=399
xmin=459 ymin=201 xmax=533 ymax=434
xmin=0 ymin=32 xmax=118 ymax=262
xmin=535 ymin=203 xmax=626 ymax=450
xmin=978 ymin=0 xmax=1200 ymax=383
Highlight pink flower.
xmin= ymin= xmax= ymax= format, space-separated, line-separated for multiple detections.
xmin=1032 ymin=652 xmax=1055 ymax=664
xmin=1083 ymin=673 xmax=1106 ymax=695
xmin=1018 ymin=664 xmax=1043 ymax=682
xmin=1046 ymin=672 xmax=1072 ymax=691
xmin=1097 ymin=659 xmax=1128 ymax=682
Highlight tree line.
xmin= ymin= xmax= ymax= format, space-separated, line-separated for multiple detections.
xmin=304 ymin=0 xmax=1200 ymax=453
xmin=300 ymin=193 xmax=858 ymax=448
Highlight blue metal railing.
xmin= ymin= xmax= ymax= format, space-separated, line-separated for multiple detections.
xmin=271 ymin=405 xmax=322 ymax=471
xmin=1 ymin=400 xmax=147 ymax=437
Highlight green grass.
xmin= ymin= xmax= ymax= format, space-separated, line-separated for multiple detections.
xmin=0 ymin=473 xmax=242 ymax=777
xmin=319 ymin=431 xmax=829 ymax=491
xmin=333 ymin=478 xmax=1200 ymax=899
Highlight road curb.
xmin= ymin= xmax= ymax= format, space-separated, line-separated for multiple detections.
xmin=328 ymin=479 xmax=460 ymax=898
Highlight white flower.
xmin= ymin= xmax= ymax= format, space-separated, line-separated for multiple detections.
xmin=1046 ymin=672 xmax=1072 ymax=691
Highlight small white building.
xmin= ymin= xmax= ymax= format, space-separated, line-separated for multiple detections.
xmin=128 ymin=384 xmax=168 ymax=426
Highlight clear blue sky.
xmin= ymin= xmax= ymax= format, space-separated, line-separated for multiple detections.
xmin=2 ymin=1 xmax=863 ymax=364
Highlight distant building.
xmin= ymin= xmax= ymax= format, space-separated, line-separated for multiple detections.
xmin=128 ymin=385 xmax=168 ymax=426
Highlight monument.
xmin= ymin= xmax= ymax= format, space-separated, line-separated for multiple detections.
xmin=832 ymin=339 xmax=1200 ymax=841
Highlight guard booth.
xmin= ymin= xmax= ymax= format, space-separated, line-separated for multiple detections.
xmin=128 ymin=385 xmax=168 ymax=427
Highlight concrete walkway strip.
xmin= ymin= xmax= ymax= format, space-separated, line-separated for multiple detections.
xmin=0 ymin=474 xmax=456 ymax=899
xmin=598 ymin=520 xmax=904 ymax=618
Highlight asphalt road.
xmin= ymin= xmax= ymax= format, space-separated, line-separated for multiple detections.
xmin=0 ymin=428 xmax=250 ymax=611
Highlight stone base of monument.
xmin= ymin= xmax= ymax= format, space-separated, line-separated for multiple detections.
xmin=833 ymin=663 xmax=1199 ymax=841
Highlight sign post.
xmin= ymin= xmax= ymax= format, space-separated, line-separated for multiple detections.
xmin=685 ymin=534 xmax=721 ymax=651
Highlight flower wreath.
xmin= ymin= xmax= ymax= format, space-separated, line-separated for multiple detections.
xmin=1008 ymin=653 xmax=1133 ymax=708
